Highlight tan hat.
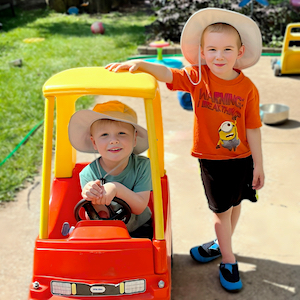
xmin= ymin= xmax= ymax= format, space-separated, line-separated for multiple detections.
xmin=68 ymin=101 xmax=148 ymax=154
xmin=181 ymin=8 xmax=262 ymax=70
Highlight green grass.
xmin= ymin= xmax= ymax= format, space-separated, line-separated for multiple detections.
xmin=0 ymin=8 xmax=155 ymax=202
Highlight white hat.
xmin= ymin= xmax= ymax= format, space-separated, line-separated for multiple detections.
xmin=68 ymin=101 xmax=148 ymax=154
xmin=181 ymin=8 xmax=262 ymax=70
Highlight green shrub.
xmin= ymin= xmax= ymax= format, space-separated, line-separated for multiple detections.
xmin=149 ymin=0 xmax=300 ymax=47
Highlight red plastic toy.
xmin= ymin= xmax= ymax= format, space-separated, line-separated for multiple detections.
xmin=28 ymin=67 xmax=172 ymax=299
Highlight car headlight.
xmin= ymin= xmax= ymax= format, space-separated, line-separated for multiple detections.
xmin=51 ymin=281 xmax=73 ymax=295
xmin=121 ymin=279 xmax=145 ymax=294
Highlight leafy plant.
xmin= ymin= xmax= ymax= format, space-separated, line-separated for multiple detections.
xmin=148 ymin=0 xmax=300 ymax=46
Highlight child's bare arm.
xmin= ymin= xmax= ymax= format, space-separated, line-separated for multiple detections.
xmin=246 ymin=128 xmax=264 ymax=190
xmin=82 ymin=180 xmax=150 ymax=215
xmin=105 ymin=60 xmax=173 ymax=83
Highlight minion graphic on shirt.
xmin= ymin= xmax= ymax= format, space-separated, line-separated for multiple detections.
xmin=216 ymin=120 xmax=240 ymax=151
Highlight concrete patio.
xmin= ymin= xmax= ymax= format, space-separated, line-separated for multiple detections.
xmin=0 ymin=56 xmax=299 ymax=300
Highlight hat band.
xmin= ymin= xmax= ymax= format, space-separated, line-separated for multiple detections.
xmin=183 ymin=44 xmax=202 ymax=86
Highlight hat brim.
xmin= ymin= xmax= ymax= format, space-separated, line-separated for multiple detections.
xmin=181 ymin=8 xmax=262 ymax=69
xmin=68 ymin=110 xmax=148 ymax=154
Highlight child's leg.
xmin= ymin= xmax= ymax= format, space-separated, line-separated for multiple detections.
xmin=231 ymin=204 xmax=241 ymax=235
xmin=215 ymin=205 xmax=243 ymax=291
xmin=214 ymin=207 xmax=236 ymax=264
xmin=214 ymin=203 xmax=241 ymax=263
xmin=190 ymin=204 xmax=242 ymax=263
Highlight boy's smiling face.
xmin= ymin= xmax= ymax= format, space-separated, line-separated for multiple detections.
xmin=90 ymin=120 xmax=137 ymax=167
xmin=201 ymin=27 xmax=245 ymax=80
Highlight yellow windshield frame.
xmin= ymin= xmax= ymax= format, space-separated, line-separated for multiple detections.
xmin=40 ymin=67 xmax=165 ymax=240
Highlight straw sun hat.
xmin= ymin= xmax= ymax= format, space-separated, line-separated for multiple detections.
xmin=181 ymin=8 xmax=262 ymax=70
xmin=68 ymin=100 xmax=148 ymax=154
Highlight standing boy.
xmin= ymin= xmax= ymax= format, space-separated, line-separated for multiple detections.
xmin=106 ymin=8 xmax=264 ymax=292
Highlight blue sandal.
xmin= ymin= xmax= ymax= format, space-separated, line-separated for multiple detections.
xmin=219 ymin=262 xmax=243 ymax=292
xmin=190 ymin=239 xmax=221 ymax=263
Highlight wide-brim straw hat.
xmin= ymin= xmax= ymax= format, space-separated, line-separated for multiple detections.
xmin=181 ymin=8 xmax=262 ymax=70
xmin=68 ymin=100 xmax=148 ymax=154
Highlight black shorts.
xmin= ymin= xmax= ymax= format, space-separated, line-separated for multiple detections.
xmin=199 ymin=156 xmax=257 ymax=213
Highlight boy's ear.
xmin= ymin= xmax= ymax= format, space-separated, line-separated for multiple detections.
xmin=90 ymin=135 xmax=98 ymax=150
xmin=237 ymin=45 xmax=245 ymax=60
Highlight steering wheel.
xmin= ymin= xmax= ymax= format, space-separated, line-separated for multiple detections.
xmin=74 ymin=197 xmax=131 ymax=224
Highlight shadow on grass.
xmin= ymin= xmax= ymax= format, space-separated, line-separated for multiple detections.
xmin=0 ymin=8 xmax=51 ymax=31
xmin=0 ymin=7 xmax=147 ymax=43
xmin=35 ymin=19 xmax=146 ymax=41
xmin=171 ymin=254 xmax=299 ymax=300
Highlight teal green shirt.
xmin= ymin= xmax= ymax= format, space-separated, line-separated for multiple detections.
xmin=79 ymin=153 xmax=152 ymax=232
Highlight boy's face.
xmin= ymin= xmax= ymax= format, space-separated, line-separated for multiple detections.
xmin=201 ymin=30 xmax=245 ymax=80
xmin=90 ymin=120 xmax=137 ymax=164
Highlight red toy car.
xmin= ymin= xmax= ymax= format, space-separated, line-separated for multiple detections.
xmin=28 ymin=67 xmax=172 ymax=299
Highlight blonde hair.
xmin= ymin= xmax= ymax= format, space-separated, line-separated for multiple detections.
xmin=201 ymin=23 xmax=242 ymax=48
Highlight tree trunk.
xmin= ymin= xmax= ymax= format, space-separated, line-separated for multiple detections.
xmin=88 ymin=0 xmax=113 ymax=13
xmin=47 ymin=0 xmax=80 ymax=13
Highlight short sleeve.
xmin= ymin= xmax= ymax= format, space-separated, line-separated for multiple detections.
xmin=79 ymin=160 xmax=99 ymax=188
xmin=166 ymin=66 xmax=200 ymax=93
xmin=132 ymin=157 xmax=152 ymax=193
xmin=245 ymin=86 xmax=262 ymax=129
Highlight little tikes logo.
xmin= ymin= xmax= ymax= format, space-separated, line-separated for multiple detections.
xmin=90 ymin=286 xmax=106 ymax=293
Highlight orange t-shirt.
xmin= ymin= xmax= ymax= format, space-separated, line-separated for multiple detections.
xmin=167 ymin=65 xmax=262 ymax=160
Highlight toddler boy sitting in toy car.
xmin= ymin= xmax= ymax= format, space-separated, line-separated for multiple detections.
xmin=68 ymin=100 xmax=153 ymax=238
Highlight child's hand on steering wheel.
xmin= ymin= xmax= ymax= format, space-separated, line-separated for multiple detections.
xmin=81 ymin=179 xmax=104 ymax=205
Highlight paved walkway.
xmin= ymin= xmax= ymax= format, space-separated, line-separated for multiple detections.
xmin=0 ymin=56 xmax=299 ymax=299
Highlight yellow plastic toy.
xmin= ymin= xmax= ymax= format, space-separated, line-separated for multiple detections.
xmin=271 ymin=23 xmax=300 ymax=76
xmin=23 ymin=37 xmax=45 ymax=43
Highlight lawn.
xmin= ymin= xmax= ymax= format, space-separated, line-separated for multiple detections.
xmin=0 ymin=8 xmax=155 ymax=202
